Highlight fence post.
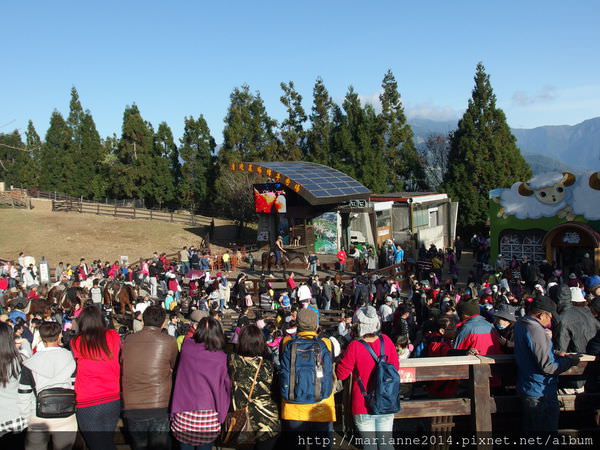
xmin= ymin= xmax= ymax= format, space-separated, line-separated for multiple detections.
xmin=114 ymin=204 xmax=117 ymax=217
xmin=133 ymin=208 xmax=136 ymax=219
xmin=150 ymin=210 xmax=153 ymax=220
xmin=170 ymin=212 xmax=173 ymax=223
xmin=97 ymin=204 xmax=100 ymax=215
xmin=470 ymin=363 xmax=492 ymax=449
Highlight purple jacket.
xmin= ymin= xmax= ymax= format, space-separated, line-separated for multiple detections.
xmin=171 ymin=339 xmax=231 ymax=422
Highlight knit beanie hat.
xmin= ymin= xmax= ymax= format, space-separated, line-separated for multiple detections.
xmin=532 ymin=296 xmax=557 ymax=315
xmin=297 ymin=308 xmax=318 ymax=332
xmin=356 ymin=306 xmax=380 ymax=337
xmin=458 ymin=300 xmax=480 ymax=318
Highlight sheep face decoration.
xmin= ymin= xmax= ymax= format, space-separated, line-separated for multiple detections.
xmin=518 ymin=175 xmax=573 ymax=205
xmin=495 ymin=171 xmax=600 ymax=221
xmin=497 ymin=172 xmax=577 ymax=220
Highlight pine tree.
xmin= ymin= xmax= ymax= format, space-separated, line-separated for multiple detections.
xmin=180 ymin=116 xmax=215 ymax=210
xmin=20 ymin=121 xmax=42 ymax=188
xmin=156 ymin=122 xmax=182 ymax=194
xmin=279 ymin=81 xmax=307 ymax=160
xmin=116 ymin=104 xmax=155 ymax=202
xmin=329 ymin=104 xmax=357 ymax=179
xmin=149 ymin=123 xmax=177 ymax=208
xmin=442 ymin=62 xmax=532 ymax=234
xmin=221 ymin=84 xmax=279 ymax=163
xmin=66 ymin=88 xmax=103 ymax=197
xmin=379 ymin=69 xmax=427 ymax=191
xmin=80 ymin=112 xmax=105 ymax=197
xmin=40 ymin=111 xmax=72 ymax=192
xmin=329 ymin=87 xmax=387 ymax=191
xmin=307 ymin=77 xmax=333 ymax=164
xmin=0 ymin=130 xmax=28 ymax=188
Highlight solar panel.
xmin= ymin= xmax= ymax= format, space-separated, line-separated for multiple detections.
xmin=243 ymin=161 xmax=371 ymax=205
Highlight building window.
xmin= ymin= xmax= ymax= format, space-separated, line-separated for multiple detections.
xmin=376 ymin=209 xmax=391 ymax=228
xmin=413 ymin=209 xmax=429 ymax=228
xmin=429 ymin=209 xmax=439 ymax=227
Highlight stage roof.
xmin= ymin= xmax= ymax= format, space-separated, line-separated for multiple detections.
xmin=229 ymin=161 xmax=371 ymax=205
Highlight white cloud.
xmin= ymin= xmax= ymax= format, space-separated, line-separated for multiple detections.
xmin=355 ymin=91 xmax=461 ymax=122
xmin=357 ymin=91 xmax=383 ymax=111
xmin=405 ymin=102 xmax=461 ymax=122
xmin=512 ymin=85 xmax=558 ymax=106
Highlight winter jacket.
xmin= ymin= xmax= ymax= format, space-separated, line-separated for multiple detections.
xmin=555 ymin=305 xmax=600 ymax=353
xmin=121 ymin=326 xmax=178 ymax=411
xmin=18 ymin=347 xmax=76 ymax=418
xmin=554 ymin=303 xmax=600 ymax=389
xmin=71 ymin=329 xmax=121 ymax=407
xmin=335 ymin=333 xmax=399 ymax=415
xmin=514 ymin=316 xmax=574 ymax=397
xmin=454 ymin=315 xmax=504 ymax=356
xmin=171 ymin=339 xmax=231 ymax=423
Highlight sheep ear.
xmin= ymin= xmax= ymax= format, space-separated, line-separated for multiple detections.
xmin=562 ymin=172 xmax=576 ymax=186
xmin=589 ymin=172 xmax=600 ymax=190
xmin=518 ymin=183 xmax=534 ymax=196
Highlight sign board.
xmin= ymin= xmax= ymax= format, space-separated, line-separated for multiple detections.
xmin=39 ymin=262 xmax=49 ymax=284
xmin=349 ymin=200 xmax=367 ymax=208
xmin=377 ymin=227 xmax=390 ymax=237
xmin=562 ymin=232 xmax=580 ymax=244
xmin=120 ymin=256 xmax=129 ymax=265
xmin=257 ymin=231 xmax=269 ymax=241
xmin=399 ymin=367 xmax=416 ymax=383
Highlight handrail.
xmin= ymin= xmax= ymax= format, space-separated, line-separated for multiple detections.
xmin=342 ymin=353 xmax=600 ymax=448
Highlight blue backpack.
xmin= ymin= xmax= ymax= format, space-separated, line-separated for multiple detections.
xmin=356 ymin=335 xmax=401 ymax=415
xmin=280 ymin=335 xmax=334 ymax=404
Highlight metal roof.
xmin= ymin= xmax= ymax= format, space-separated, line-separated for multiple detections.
xmin=229 ymin=161 xmax=371 ymax=205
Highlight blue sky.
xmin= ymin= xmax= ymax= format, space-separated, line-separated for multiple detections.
xmin=2 ymin=0 xmax=599 ymax=142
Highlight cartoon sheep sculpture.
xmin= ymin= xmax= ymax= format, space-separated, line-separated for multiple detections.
xmin=570 ymin=171 xmax=600 ymax=220
xmin=496 ymin=172 xmax=577 ymax=220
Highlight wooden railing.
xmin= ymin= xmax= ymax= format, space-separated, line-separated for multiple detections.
xmin=0 ymin=190 xmax=29 ymax=208
xmin=341 ymin=354 xmax=600 ymax=449
xmin=51 ymin=199 xmax=212 ymax=227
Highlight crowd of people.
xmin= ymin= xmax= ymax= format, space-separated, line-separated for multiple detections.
xmin=1 ymin=237 xmax=600 ymax=449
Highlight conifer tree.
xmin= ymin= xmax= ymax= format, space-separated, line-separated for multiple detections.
xmin=0 ymin=131 xmax=28 ymax=187
xmin=307 ymin=77 xmax=333 ymax=164
xmin=66 ymin=88 xmax=103 ymax=197
xmin=442 ymin=62 xmax=532 ymax=233
xmin=379 ymin=69 xmax=427 ymax=191
xmin=40 ymin=111 xmax=72 ymax=192
xmin=156 ymin=122 xmax=182 ymax=194
xmin=330 ymin=87 xmax=387 ymax=191
xmin=221 ymin=84 xmax=279 ymax=163
xmin=20 ymin=121 xmax=42 ymax=188
xmin=116 ymin=104 xmax=155 ymax=202
xmin=279 ymin=81 xmax=307 ymax=160
xmin=180 ymin=116 xmax=215 ymax=210
xmin=148 ymin=123 xmax=177 ymax=208
xmin=329 ymin=104 xmax=357 ymax=179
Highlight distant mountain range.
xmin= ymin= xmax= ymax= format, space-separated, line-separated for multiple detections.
xmin=409 ymin=116 xmax=600 ymax=174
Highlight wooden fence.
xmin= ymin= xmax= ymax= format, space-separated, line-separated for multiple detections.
xmin=0 ymin=190 xmax=30 ymax=208
xmin=51 ymin=199 xmax=212 ymax=227
xmin=341 ymin=354 xmax=600 ymax=449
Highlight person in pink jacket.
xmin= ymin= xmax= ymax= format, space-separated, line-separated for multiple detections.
xmin=335 ymin=306 xmax=399 ymax=450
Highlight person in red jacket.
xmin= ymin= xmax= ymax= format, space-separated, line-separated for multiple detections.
xmin=336 ymin=306 xmax=399 ymax=449
xmin=71 ymin=306 xmax=121 ymax=450
xmin=454 ymin=300 xmax=503 ymax=355
xmin=337 ymin=247 xmax=347 ymax=273
xmin=425 ymin=317 xmax=478 ymax=398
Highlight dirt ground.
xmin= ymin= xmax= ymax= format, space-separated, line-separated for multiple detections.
xmin=0 ymin=206 xmax=236 ymax=267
